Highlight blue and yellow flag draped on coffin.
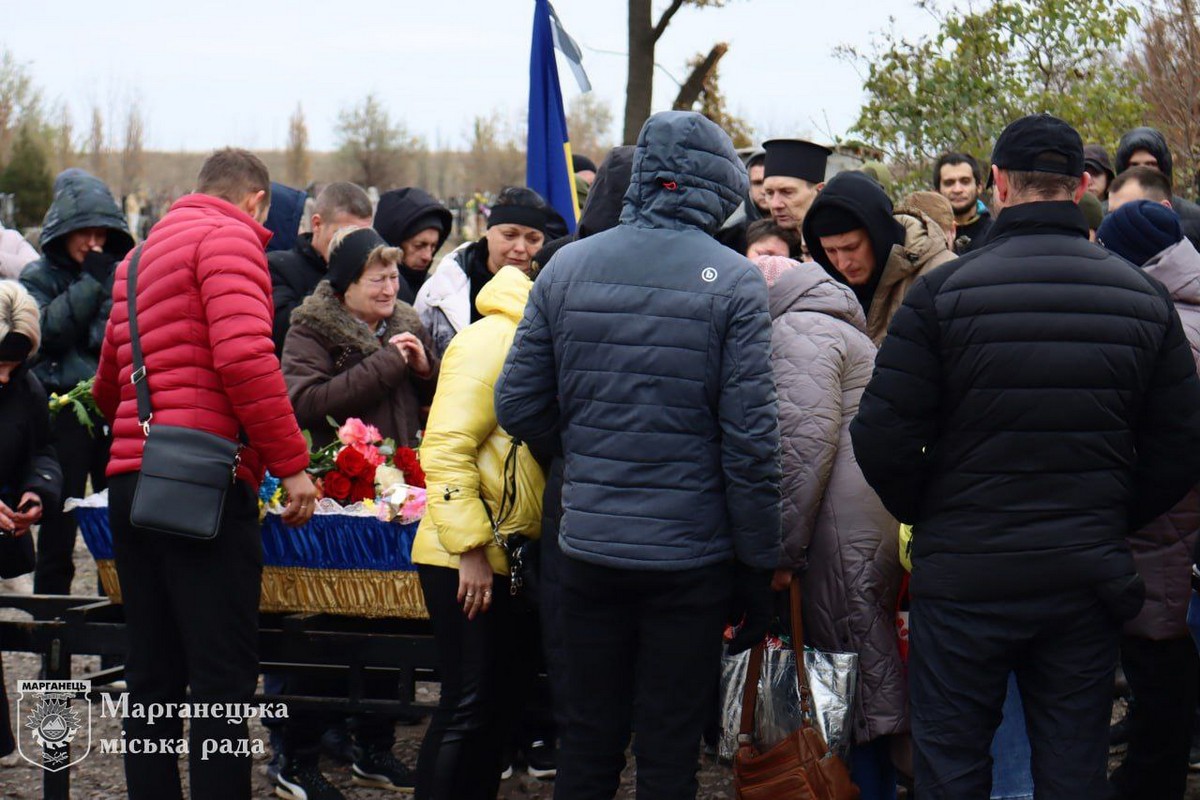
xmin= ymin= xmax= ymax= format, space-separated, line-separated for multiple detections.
xmin=527 ymin=0 xmax=580 ymax=233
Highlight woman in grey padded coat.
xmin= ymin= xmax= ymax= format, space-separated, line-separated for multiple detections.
xmin=758 ymin=254 xmax=907 ymax=799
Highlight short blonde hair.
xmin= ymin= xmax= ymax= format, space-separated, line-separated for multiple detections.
xmin=328 ymin=226 xmax=402 ymax=272
xmin=0 ymin=280 xmax=41 ymax=356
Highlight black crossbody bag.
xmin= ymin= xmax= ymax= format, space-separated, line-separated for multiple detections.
xmin=126 ymin=245 xmax=241 ymax=540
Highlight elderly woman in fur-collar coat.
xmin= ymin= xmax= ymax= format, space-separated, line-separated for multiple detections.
xmin=282 ymin=226 xmax=438 ymax=450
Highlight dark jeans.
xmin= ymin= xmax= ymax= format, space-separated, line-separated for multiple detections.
xmin=909 ymin=589 xmax=1119 ymax=800
xmin=280 ymin=671 xmax=399 ymax=762
xmin=35 ymin=411 xmax=109 ymax=594
xmin=553 ymin=557 xmax=733 ymax=800
xmin=1109 ymin=635 xmax=1200 ymax=799
xmin=415 ymin=564 xmax=516 ymax=800
xmin=109 ymin=472 xmax=261 ymax=800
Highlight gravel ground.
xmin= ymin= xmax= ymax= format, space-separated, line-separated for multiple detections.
xmin=2 ymin=535 xmax=1199 ymax=798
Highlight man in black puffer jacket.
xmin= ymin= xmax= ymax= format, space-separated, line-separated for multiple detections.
xmin=1115 ymin=126 xmax=1200 ymax=248
xmin=20 ymin=168 xmax=133 ymax=595
xmin=496 ymin=110 xmax=781 ymax=798
xmin=851 ymin=114 xmax=1200 ymax=799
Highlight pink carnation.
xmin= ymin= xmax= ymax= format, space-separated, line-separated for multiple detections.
xmin=364 ymin=424 xmax=382 ymax=443
xmin=353 ymin=442 xmax=387 ymax=467
xmin=401 ymin=488 xmax=427 ymax=521
xmin=337 ymin=418 xmax=370 ymax=446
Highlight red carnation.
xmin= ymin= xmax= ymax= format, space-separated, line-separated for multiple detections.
xmin=336 ymin=446 xmax=372 ymax=479
xmin=394 ymin=447 xmax=425 ymax=488
xmin=323 ymin=470 xmax=352 ymax=502
xmin=349 ymin=476 xmax=376 ymax=504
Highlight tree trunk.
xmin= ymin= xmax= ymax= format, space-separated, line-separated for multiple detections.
xmin=624 ymin=0 xmax=655 ymax=144
xmin=672 ymin=43 xmax=729 ymax=111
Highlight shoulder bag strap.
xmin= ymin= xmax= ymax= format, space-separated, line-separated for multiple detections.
xmin=124 ymin=245 xmax=151 ymax=436
xmin=791 ymin=575 xmax=817 ymax=720
xmin=737 ymin=642 xmax=765 ymax=743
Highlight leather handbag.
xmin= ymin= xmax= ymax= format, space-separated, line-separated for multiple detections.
xmin=125 ymin=245 xmax=241 ymax=540
xmin=733 ymin=577 xmax=860 ymax=800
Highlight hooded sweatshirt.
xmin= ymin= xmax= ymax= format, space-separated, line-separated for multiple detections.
xmin=264 ymin=182 xmax=307 ymax=254
xmin=19 ymin=169 xmax=134 ymax=392
xmin=374 ymin=187 xmax=453 ymax=303
xmin=805 ymin=171 xmax=955 ymax=344
xmin=1117 ymin=127 xmax=1200 ymax=249
xmin=534 ymin=145 xmax=636 ymax=270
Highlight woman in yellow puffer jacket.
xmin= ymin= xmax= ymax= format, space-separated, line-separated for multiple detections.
xmin=411 ymin=264 xmax=546 ymax=799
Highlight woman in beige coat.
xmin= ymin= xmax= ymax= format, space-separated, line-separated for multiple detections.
xmin=758 ymin=254 xmax=906 ymax=799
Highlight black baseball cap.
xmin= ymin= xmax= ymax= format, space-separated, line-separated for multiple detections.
xmin=986 ymin=113 xmax=1084 ymax=188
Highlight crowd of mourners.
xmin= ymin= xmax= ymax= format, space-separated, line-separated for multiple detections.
xmin=2 ymin=108 xmax=1200 ymax=800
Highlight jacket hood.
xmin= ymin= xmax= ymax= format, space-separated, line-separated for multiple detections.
xmin=768 ymin=260 xmax=868 ymax=333
xmin=475 ymin=265 xmax=532 ymax=322
xmin=375 ymin=187 xmax=453 ymax=253
xmin=1117 ymin=127 xmax=1173 ymax=179
xmin=1143 ymin=238 xmax=1200 ymax=307
xmin=805 ymin=170 xmax=905 ymax=287
xmin=40 ymin=169 xmax=133 ymax=257
xmin=892 ymin=208 xmax=954 ymax=276
xmin=264 ymin=182 xmax=307 ymax=253
xmin=619 ymin=111 xmax=748 ymax=235
xmin=579 ymin=146 xmax=636 ymax=238
xmin=290 ymin=281 xmax=423 ymax=354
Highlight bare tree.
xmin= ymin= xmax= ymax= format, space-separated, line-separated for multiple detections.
xmin=47 ymin=102 xmax=75 ymax=176
xmin=87 ymin=106 xmax=107 ymax=183
xmin=335 ymin=93 xmax=422 ymax=189
xmin=1129 ymin=0 xmax=1200 ymax=194
xmin=673 ymin=46 xmax=754 ymax=147
xmin=624 ymin=0 xmax=730 ymax=144
xmin=463 ymin=112 xmax=525 ymax=193
xmin=0 ymin=49 xmax=43 ymax=165
xmin=120 ymin=101 xmax=145 ymax=197
xmin=566 ymin=94 xmax=615 ymax=163
xmin=286 ymin=103 xmax=311 ymax=187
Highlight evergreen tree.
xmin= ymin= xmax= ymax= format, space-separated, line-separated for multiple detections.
xmin=0 ymin=123 xmax=52 ymax=228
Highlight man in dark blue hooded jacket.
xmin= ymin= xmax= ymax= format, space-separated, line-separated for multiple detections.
xmin=495 ymin=110 xmax=781 ymax=799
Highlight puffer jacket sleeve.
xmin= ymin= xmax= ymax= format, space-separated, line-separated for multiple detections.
xmin=22 ymin=376 xmax=63 ymax=509
xmin=93 ymin=312 xmax=120 ymax=423
xmin=851 ymin=277 xmax=942 ymax=523
xmin=773 ymin=325 xmax=845 ymax=570
xmin=21 ymin=267 xmax=106 ymax=358
xmin=282 ymin=324 xmax=411 ymax=432
xmin=495 ymin=274 xmax=560 ymax=441
xmin=423 ymin=333 xmax=501 ymax=555
xmin=719 ymin=269 xmax=783 ymax=570
xmin=270 ymin=256 xmax=302 ymax=352
xmin=1129 ymin=288 xmax=1200 ymax=529
xmin=196 ymin=227 xmax=309 ymax=478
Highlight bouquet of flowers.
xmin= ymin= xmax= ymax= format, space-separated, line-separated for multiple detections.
xmin=300 ymin=417 xmax=426 ymax=522
xmin=48 ymin=376 xmax=102 ymax=434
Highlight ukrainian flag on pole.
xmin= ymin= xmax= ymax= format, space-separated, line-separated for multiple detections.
xmin=528 ymin=0 xmax=582 ymax=234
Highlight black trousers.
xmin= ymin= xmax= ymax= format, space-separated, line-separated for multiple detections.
xmin=35 ymin=411 xmax=109 ymax=594
xmin=109 ymin=473 xmax=261 ymax=800
xmin=909 ymin=589 xmax=1119 ymax=800
xmin=279 ymin=671 xmax=399 ymax=761
xmin=415 ymin=564 xmax=517 ymax=800
xmin=1110 ymin=635 xmax=1199 ymax=799
xmin=553 ymin=557 xmax=732 ymax=800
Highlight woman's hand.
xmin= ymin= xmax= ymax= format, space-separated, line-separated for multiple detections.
xmin=457 ymin=547 xmax=494 ymax=620
xmin=390 ymin=333 xmax=432 ymax=378
xmin=771 ymin=567 xmax=794 ymax=592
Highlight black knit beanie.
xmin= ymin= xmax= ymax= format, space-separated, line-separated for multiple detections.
xmin=1097 ymin=200 xmax=1183 ymax=266
xmin=326 ymin=228 xmax=389 ymax=293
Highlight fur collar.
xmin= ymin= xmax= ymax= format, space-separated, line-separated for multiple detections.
xmin=290 ymin=281 xmax=422 ymax=354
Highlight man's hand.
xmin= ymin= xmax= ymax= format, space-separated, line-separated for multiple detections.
xmin=279 ymin=471 xmax=318 ymax=528
xmin=10 ymin=492 xmax=43 ymax=535
xmin=727 ymin=563 xmax=775 ymax=655
xmin=391 ymin=333 xmax=432 ymax=378
xmin=771 ymin=567 xmax=794 ymax=593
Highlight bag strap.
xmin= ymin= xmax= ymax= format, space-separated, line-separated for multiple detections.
xmin=125 ymin=245 xmax=151 ymax=436
xmin=790 ymin=575 xmax=817 ymax=720
xmin=486 ymin=437 xmax=523 ymax=545
xmin=737 ymin=642 xmax=764 ymax=744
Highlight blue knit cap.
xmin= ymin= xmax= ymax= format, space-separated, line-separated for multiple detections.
xmin=1097 ymin=199 xmax=1183 ymax=266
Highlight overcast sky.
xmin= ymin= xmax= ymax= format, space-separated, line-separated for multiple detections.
xmin=4 ymin=0 xmax=941 ymax=153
